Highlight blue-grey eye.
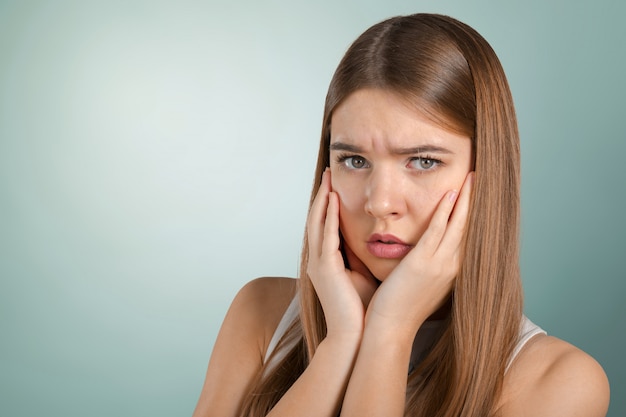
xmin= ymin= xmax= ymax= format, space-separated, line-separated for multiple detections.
xmin=347 ymin=156 xmax=367 ymax=169
xmin=410 ymin=157 xmax=438 ymax=170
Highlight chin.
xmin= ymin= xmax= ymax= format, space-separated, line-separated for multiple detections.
xmin=366 ymin=260 xmax=398 ymax=282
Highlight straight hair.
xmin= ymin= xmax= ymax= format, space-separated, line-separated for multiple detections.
xmin=239 ymin=13 xmax=523 ymax=417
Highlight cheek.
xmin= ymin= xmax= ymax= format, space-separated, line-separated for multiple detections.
xmin=405 ymin=188 xmax=438 ymax=230
xmin=403 ymin=175 xmax=439 ymax=205
xmin=331 ymin=175 xmax=363 ymax=214
xmin=420 ymin=167 xmax=469 ymax=201
xmin=404 ymin=179 xmax=452 ymax=228
xmin=331 ymin=176 xmax=365 ymax=242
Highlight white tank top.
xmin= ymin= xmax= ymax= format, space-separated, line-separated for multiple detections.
xmin=263 ymin=295 xmax=546 ymax=374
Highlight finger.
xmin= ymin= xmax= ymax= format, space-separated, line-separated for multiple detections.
xmin=343 ymin=243 xmax=379 ymax=307
xmin=321 ymin=191 xmax=341 ymax=256
xmin=307 ymin=169 xmax=331 ymax=257
xmin=439 ymin=171 xmax=474 ymax=252
xmin=414 ymin=187 xmax=460 ymax=255
xmin=351 ymin=270 xmax=379 ymax=308
xmin=343 ymin=241 xmax=375 ymax=282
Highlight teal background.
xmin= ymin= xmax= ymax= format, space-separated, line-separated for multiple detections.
xmin=1 ymin=1 xmax=623 ymax=416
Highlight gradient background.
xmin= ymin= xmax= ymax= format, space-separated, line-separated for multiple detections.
xmin=1 ymin=1 xmax=624 ymax=416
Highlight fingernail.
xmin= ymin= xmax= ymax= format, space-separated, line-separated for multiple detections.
xmin=449 ymin=190 xmax=458 ymax=202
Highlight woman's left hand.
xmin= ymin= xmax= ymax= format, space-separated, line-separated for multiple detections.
xmin=365 ymin=172 xmax=474 ymax=334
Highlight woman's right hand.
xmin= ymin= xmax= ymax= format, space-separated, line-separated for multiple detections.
xmin=306 ymin=169 xmax=379 ymax=340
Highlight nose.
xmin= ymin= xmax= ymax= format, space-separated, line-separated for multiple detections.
xmin=364 ymin=168 xmax=407 ymax=219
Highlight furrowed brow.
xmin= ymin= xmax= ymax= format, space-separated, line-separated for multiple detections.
xmin=329 ymin=142 xmax=363 ymax=153
xmin=392 ymin=145 xmax=454 ymax=155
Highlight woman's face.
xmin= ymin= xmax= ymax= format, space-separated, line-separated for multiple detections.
xmin=329 ymin=89 xmax=473 ymax=281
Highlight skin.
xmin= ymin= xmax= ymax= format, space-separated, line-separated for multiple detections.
xmin=329 ymin=89 xmax=473 ymax=284
xmin=321 ymin=88 xmax=473 ymax=415
xmin=192 ymin=88 xmax=609 ymax=417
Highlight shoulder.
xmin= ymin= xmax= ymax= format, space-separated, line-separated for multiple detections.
xmin=233 ymin=277 xmax=297 ymax=317
xmin=500 ymin=334 xmax=610 ymax=417
xmin=232 ymin=276 xmax=297 ymax=306
xmin=192 ymin=277 xmax=297 ymax=417
xmin=230 ymin=277 xmax=298 ymax=348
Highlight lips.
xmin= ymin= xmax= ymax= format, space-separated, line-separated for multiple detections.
xmin=366 ymin=233 xmax=413 ymax=259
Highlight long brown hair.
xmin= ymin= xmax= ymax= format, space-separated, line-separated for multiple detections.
xmin=240 ymin=13 xmax=523 ymax=417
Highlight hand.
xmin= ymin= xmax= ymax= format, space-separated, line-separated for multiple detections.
xmin=342 ymin=242 xmax=378 ymax=309
xmin=366 ymin=172 xmax=474 ymax=334
xmin=307 ymin=169 xmax=379 ymax=339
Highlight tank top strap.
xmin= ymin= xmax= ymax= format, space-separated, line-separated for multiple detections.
xmin=506 ymin=315 xmax=547 ymax=372
xmin=264 ymin=294 xmax=299 ymax=364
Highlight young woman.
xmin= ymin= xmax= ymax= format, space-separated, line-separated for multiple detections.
xmin=193 ymin=13 xmax=610 ymax=417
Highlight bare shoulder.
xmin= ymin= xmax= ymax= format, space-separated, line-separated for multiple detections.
xmin=233 ymin=277 xmax=298 ymax=341
xmin=500 ymin=334 xmax=610 ymax=417
xmin=222 ymin=276 xmax=298 ymax=361
xmin=192 ymin=277 xmax=297 ymax=417
xmin=232 ymin=276 xmax=297 ymax=308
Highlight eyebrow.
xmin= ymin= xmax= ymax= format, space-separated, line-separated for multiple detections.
xmin=329 ymin=141 xmax=454 ymax=155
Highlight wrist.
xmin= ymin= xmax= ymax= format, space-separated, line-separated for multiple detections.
xmin=317 ymin=332 xmax=362 ymax=366
xmin=357 ymin=318 xmax=417 ymax=379
xmin=323 ymin=328 xmax=363 ymax=350
xmin=364 ymin=311 xmax=425 ymax=346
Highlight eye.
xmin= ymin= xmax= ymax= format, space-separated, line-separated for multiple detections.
xmin=348 ymin=156 xmax=368 ymax=169
xmin=336 ymin=154 xmax=370 ymax=169
xmin=409 ymin=157 xmax=440 ymax=171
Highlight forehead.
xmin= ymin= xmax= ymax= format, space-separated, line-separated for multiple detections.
xmin=330 ymin=89 xmax=470 ymax=151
